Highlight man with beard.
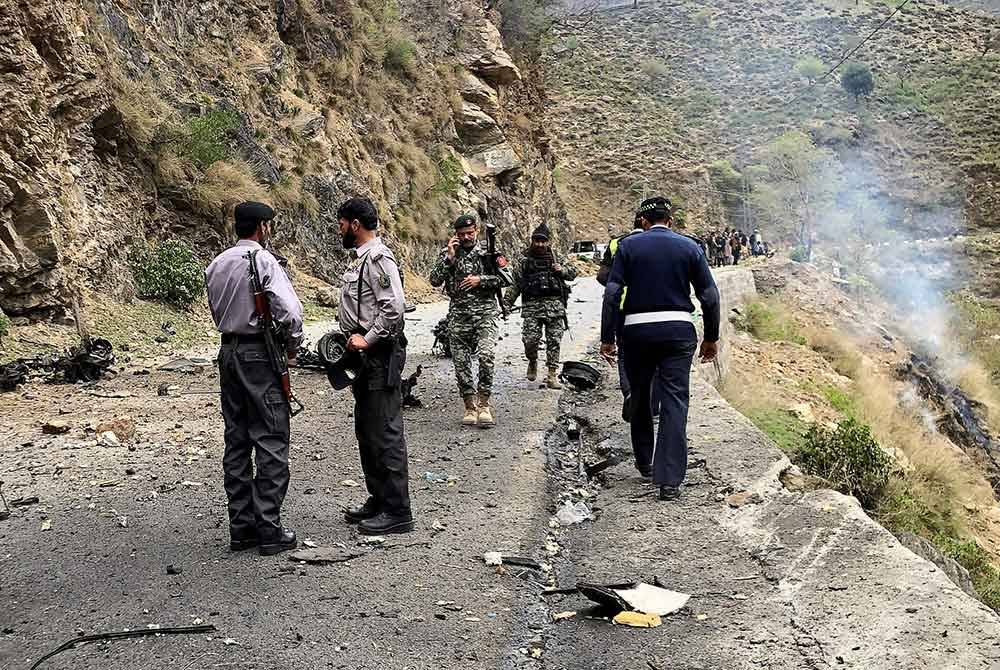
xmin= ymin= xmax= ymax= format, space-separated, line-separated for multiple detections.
xmin=205 ymin=201 xmax=303 ymax=555
xmin=429 ymin=214 xmax=510 ymax=428
xmin=337 ymin=197 xmax=413 ymax=535
xmin=506 ymin=223 xmax=577 ymax=389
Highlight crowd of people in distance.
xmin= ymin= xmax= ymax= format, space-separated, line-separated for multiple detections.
xmin=703 ymin=228 xmax=770 ymax=267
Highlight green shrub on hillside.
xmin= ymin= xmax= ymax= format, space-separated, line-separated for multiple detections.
xmin=432 ymin=154 xmax=464 ymax=197
xmin=799 ymin=418 xmax=891 ymax=508
xmin=130 ymin=240 xmax=205 ymax=308
xmin=384 ymin=37 xmax=417 ymax=76
xmin=841 ymin=62 xmax=875 ymax=101
xmin=744 ymin=406 xmax=809 ymax=454
xmin=794 ymin=56 xmax=825 ymax=82
xmin=736 ymin=301 xmax=806 ymax=345
xmin=184 ymin=109 xmax=240 ymax=169
xmin=789 ymin=246 xmax=810 ymax=262
xmin=938 ymin=537 xmax=1000 ymax=611
xmin=823 ymin=385 xmax=858 ymax=419
xmin=0 ymin=311 xmax=9 ymax=342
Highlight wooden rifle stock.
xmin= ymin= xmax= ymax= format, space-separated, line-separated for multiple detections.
xmin=248 ymin=250 xmax=304 ymax=417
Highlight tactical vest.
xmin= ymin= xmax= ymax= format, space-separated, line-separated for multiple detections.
xmin=521 ymin=258 xmax=564 ymax=299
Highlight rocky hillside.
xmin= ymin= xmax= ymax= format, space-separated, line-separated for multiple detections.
xmin=543 ymin=0 xmax=1000 ymax=244
xmin=0 ymin=0 xmax=564 ymax=323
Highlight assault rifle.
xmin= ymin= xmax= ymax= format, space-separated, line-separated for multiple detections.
xmin=484 ymin=223 xmax=512 ymax=319
xmin=248 ymin=250 xmax=304 ymax=417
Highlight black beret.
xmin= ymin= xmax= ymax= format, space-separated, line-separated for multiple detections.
xmin=234 ymin=201 xmax=276 ymax=225
xmin=454 ymin=214 xmax=477 ymax=230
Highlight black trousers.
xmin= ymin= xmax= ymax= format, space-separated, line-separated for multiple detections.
xmin=353 ymin=349 xmax=411 ymax=516
xmin=622 ymin=336 xmax=696 ymax=487
xmin=218 ymin=342 xmax=290 ymax=540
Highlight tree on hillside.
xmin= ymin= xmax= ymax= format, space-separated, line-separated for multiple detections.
xmin=841 ymin=62 xmax=875 ymax=102
xmin=747 ymin=131 xmax=839 ymax=259
xmin=492 ymin=0 xmax=599 ymax=58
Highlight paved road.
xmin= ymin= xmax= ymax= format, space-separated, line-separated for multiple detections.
xmin=4 ymin=276 xmax=1000 ymax=670
xmin=0 ymin=280 xmax=602 ymax=670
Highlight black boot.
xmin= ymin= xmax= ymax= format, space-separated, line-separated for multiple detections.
xmin=345 ymin=497 xmax=381 ymax=524
xmin=358 ymin=512 xmax=415 ymax=536
xmin=229 ymin=533 xmax=259 ymax=552
xmin=259 ymin=528 xmax=297 ymax=556
xmin=659 ymin=486 xmax=680 ymax=501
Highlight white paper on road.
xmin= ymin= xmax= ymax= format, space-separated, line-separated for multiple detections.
xmin=614 ymin=583 xmax=690 ymax=616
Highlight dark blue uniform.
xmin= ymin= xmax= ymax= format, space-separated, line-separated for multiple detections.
xmin=601 ymin=225 xmax=721 ymax=486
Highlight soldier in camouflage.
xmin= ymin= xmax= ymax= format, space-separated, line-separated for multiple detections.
xmin=429 ymin=214 xmax=510 ymax=428
xmin=506 ymin=224 xmax=577 ymax=389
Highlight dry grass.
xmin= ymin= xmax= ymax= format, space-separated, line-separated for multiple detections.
xmin=270 ymin=174 xmax=320 ymax=219
xmin=806 ymin=327 xmax=996 ymax=533
xmin=115 ymin=78 xmax=174 ymax=147
xmin=191 ymin=161 xmax=268 ymax=219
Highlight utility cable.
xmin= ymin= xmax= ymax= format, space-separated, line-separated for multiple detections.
xmin=789 ymin=0 xmax=915 ymax=103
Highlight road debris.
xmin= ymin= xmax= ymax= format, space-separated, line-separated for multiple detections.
xmin=552 ymin=611 xmax=577 ymax=621
xmin=613 ymin=611 xmax=662 ymax=628
xmin=725 ymin=491 xmax=763 ymax=508
xmin=289 ymin=548 xmax=364 ymax=564
xmin=401 ymin=365 xmax=423 ymax=408
xmin=1 ymin=338 xmax=116 ymax=393
xmin=166 ymin=565 xmax=182 ymax=575
xmin=555 ymin=500 xmax=592 ymax=526
xmin=423 ymin=471 xmax=457 ymax=484
xmin=42 ymin=420 xmax=70 ymax=435
xmin=27 ymin=624 xmax=216 ymax=670
xmin=545 ymin=581 xmax=690 ymax=619
xmin=40 ymin=519 xmax=52 ymax=531
xmin=158 ymin=358 xmax=211 ymax=374
xmin=584 ymin=454 xmax=623 ymax=478
xmin=559 ymin=361 xmax=600 ymax=391
xmin=483 ymin=551 xmax=503 ymax=566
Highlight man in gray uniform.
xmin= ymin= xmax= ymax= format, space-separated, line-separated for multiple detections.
xmin=205 ymin=201 xmax=304 ymax=555
xmin=337 ymin=197 xmax=413 ymax=535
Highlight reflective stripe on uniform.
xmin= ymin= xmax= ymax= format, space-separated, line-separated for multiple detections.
xmin=623 ymin=311 xmax=694 ymax=327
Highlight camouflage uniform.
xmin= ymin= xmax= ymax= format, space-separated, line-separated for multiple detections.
xmin=429 ymin=243 xmax=502 ymax=398
xmin=507 ymin=253 xmax=577 ymax=368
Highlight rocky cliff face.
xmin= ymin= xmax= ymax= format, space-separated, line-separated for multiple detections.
xmin=0 ymin=0 xmax=566 ymax=320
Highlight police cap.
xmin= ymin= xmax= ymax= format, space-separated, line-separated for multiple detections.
xmin=636 ymin=196 xmax=672 ymax=218
xmin=234 ymin=201 xmax=276 ymax=225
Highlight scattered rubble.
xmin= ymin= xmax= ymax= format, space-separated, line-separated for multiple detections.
xmin=288 ymin=548 xmax=364 ymax=565
xmin=42 ymin=420 xmax=70 ymax=435
xmin=555 ymin=500 xmax=593 ymax=526
xmin=0 ymin=338 xmax=116 ymax=392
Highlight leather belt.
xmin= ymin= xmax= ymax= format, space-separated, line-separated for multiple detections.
xmin=221 ymin=333 xmax=266 ymax=344
xmin=623 ymin=311 xmax=694 ymax=326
